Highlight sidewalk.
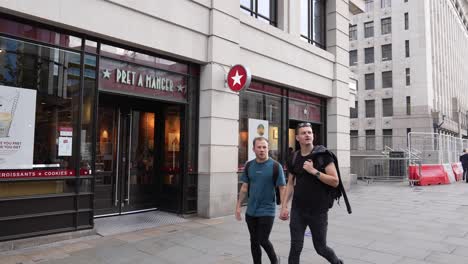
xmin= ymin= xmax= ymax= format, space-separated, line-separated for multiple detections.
xmin=1 ymin=181 xmax=468 ymax=264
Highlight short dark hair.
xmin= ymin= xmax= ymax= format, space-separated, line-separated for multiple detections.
xmin=295 ymin=122 xmax=313 ymax=135
xmin=252 ymin=137 xmax=269 ymax=147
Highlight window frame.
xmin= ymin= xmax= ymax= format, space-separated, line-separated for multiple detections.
xmin=300 ymin=0 xmax=327 ymax=49
xmin=365 ymin=100 xmax=375 ymax=118
xmin=382 ymin=98 xmax=393 ymax=117
xmin=365 ymin=129 xmax=376 ymax=150
xmin=365 ymin=0 xmax=374 ymax=12
xmin=349 ymin=24 xmax=357 ymax=41
xmin=241 ymin=0 xmax=278 ymax=27
xmin=365 ymin=73 xmax=375 ymax=90
xmin=382 ymin=129 xmax=393 ymax=149
xmin=382 ymin=71 xmax=393 ymax=88
xmin=381 ymin=17 xmax=392 ymax=35
xmin=406 ymin=68 xmax=411 ymax=86
xmin=381 ymin=0 xmax=391 ymax=8
xmin=404 ymin=13 xmax=409 ymax=30
xmin=365 ymin=47 xmax=375 ymax=64
xmin=406 ymin=96 xmax=411 ymax=115
xmin=381 ymin=44 xmax=392 ymax=61
xmin=350 ymin=101 xmax=358 ymax=118
xmin=405 ymin=40 xmax=410 ymax=57
xmin=349 ymin=50 xmax=358 ymax=66
xmin=364 ymin=21 xmax=374 ymax=38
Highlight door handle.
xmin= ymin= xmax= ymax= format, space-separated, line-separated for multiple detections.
xmin=114 ymin=108 xmax=121 ymax=208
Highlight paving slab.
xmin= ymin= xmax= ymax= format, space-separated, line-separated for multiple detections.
xmin=1 ymin=181 xmax=468 ymax=264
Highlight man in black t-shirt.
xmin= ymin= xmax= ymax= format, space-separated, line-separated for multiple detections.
xmin=279 ymin=123 xmax=343 ymax=264
xmin=460 ymin=148 xmax=468 ymax=182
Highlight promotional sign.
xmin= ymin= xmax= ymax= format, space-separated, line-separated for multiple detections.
xmin=227 ymin=64 xmax=251 ymax=92
xmin=248 ymin=118 xmax=269 ymax=161
xmin=0 ymin=85 xmax=36 ymax=169
xmin=0 ymin=169 xmax=91 ymax=179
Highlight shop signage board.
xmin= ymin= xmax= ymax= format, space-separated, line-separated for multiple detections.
xmin=0 ymin=85 xmax=36 ymax=169
xmin=0 ymin=169 xmax=90 ymax=179
xmin=99 ymin=58 xmax=187 ymax=102
xmin=248 ymin=118 xmax=269 ymax=161
xmin=227 ymin=64 xmax=251 ymax=92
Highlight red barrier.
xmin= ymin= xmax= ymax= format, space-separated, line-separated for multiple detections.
xmin=407 ymin=164 xmax=450 ymax=186
xmin=451 ymin=163 xmax=463 ymax=181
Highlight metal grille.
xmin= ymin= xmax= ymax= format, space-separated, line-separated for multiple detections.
xmin=94 ymin=211 xmax=188 ymax=236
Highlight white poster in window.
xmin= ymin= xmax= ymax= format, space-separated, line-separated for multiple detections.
xmin=248 ymin=118 xmax=269 ymax=161
xmin=0 ymin=85 xmax=36 ymax=169
xmin=58 ymin=137 xmax=73 ymax=156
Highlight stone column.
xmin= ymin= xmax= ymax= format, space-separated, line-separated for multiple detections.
xmin=197 ymin=0 xmax=241 ymax=217
xmin=326 ymin=0 xmax=352 ymax=189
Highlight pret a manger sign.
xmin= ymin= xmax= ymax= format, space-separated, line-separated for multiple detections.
xmin=113 ymin=69 xmax=175 ymax=92
xmin=100 ymin=58 xmax=187 ymax=101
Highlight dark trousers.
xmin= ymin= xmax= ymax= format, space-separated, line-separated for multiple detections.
xmin=288 ymin=209 xmax=342 ymax=264
xmin=464 ymin=167 xmax=468 ymax=182
xmin=245 ymin=214 xmax=278 ymax=264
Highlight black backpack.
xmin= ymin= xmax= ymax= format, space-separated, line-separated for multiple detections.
xmin=244 ymin=160 xmax=282 ymax=205
xmin=291 ymin=150 xmax=352 ymax=214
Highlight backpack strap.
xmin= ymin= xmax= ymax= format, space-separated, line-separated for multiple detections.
xmin=325 ymin=150 xmax=352 ymax=214
xmin=272 ymin=161 xmax=279 ymax=186
xmin=244 ymin=161 xmax=252 ymax=182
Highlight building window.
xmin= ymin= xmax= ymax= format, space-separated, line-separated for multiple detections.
xmin=365 ymin=0 xmax=374 ymax=12
xmin=381 ymin=0 xmax=391 ymax=8
xmin=405 ymin=40 xmax=410 ymax=57
xmin=300 ymin=0 xmax=326 ymax=49
xmin=366 ymin=130 xmax=376 ymax=150
xmin=350 ymin=50 xmax=358 ymax=66
xmin=365 ymin=47 xmax=375 ymax=64
xmin=406 ymin=96 xmax=411 ymax=115
xmin=349 ymin=24 xmax=357 ymax=41
xmin=365 ymin=73 xmax=375 ymax=90
xmin=382 ymin=71 xmax=392 ymax=88
xmin=0 ymin=36 xmax=82 ymax=172
xmin=381 ymin=17 xmax=392 ymax=34
xmin=404 ymin=13 xmax=409 ymax=30
xmin=241 ymin=0 xmax=277 ymax=27
xmin=350 ymin=130 xmax=358 ymax=150
xmin=382 ymin=44 xmax=392 ymax=61
xmin=382 ymin=98 xmax=393 ymax=117
xmin=350 ymin=101 xmax=358 ymax=118
xmin=382 ymin=129 xmax=393 ymax=149
xmin=406 ymin=68 xmax=411 ymax=85
xmin=239 ymin=89 xmax=282 ymax=167
xmin=365 ymin=100 xmax=375 ymax=118
xmin=364 ymin=21 xmax=374 ymax=38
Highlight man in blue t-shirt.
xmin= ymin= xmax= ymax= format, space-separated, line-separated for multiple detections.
xmin=235 ymin=137 xmax=286 ymax=264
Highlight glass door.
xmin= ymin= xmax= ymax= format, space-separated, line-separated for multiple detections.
xmin=121 ymin=109 xmax=157 ymax=212
xmin=95 ymin=105 xmax=120 ymax=216
xmin=95 ymin=99 xmax=158 ymax=216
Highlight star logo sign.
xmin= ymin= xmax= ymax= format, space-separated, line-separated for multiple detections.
xmin=176 ymin=84 xmax=185 ymax=93
xmin=227 ymin=64 xmax=251 ymax=92
xmin=102 ymin=69 xmax=111 ymax=79
xmin=231 ymin=71 xmax=243 ymax=87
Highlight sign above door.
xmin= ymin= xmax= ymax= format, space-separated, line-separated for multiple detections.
xmin=99 ymin=58 xmax=187 ymax=103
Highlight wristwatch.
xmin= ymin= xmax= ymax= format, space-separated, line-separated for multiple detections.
xmin=314 ymin=171 xmax=321 ymax=179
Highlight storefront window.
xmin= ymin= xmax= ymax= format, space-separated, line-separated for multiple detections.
xmin=81 ymin=55 xmax=96 ymax=174
xmin=0 ymin=17 xmax=82 ymax=50
xmin=239 ymin=90 xmax=282 ymax=169
xmin=0 ymin=36 xmax=81 ymax=170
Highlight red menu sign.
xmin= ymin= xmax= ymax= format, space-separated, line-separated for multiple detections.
xmin=0 ymin=169 xmax=91 ymax=179
xmin=99 ymin=58 xmax=187 ymax=102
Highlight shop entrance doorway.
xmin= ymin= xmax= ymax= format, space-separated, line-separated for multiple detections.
xmin=94 ymin=94 xmax=182 ymax=216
